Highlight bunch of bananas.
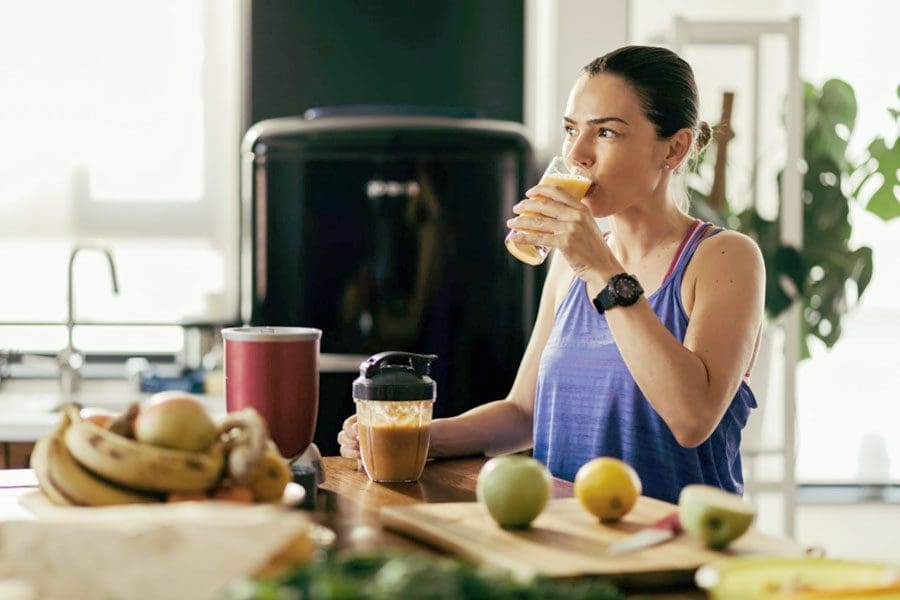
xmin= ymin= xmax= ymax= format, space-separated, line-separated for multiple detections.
xmin=32 ymin=402 xmax=291 ymax=507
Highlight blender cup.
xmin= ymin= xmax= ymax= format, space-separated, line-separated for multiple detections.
xmin=353 ymin=351 xmax=437 ymax=483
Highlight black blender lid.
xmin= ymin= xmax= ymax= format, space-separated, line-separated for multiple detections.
xmin=352 ymin=351 xmax=437 ymax=401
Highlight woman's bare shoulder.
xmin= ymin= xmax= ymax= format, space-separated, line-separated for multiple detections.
xmin=682 ymin=229 xmax=764 ymax=314
xmin=692 ymin=229 xmax=764 ymax=275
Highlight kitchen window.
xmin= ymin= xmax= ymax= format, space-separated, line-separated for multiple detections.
xmin=0 ymin=0 xmax=242 ymax=356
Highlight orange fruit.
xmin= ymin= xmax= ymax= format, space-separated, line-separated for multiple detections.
xmin=211 ymin=482 xmax=255 ymax=503
xmin=80 ymin=407 xmax=115 ymax=428
xmin=166 ymin=491 xmax=209 ymax=503
xmin=574 ymin=457 xmax=642 ymax=523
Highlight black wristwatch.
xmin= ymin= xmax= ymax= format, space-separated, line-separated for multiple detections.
xmin=592 ymin=273 xmax=644 ymax=314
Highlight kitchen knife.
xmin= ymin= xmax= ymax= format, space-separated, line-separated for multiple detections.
xmin=606 ymin=511 xmax=683 ymax=556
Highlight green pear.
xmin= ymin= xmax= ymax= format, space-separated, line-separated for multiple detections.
xmin=476 ymin=455 xmax=552 ymax=529
xmin=678 ymin=485 xmax=756 ymax=550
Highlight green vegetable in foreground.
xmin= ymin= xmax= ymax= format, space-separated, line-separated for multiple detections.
xmin=225 ymin=550 xmax=623 ymax=600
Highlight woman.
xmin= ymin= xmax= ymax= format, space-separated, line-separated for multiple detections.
xmin=339 ymin=45 xmax=764 ymax=504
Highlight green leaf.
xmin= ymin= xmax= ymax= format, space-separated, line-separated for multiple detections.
xmin=803 ymin=160 xmax=851 ymax=240
xmin=802 ymin=81 xmax=821 ymax=134
xmin=852 ymin=246 xmax=874 ymax=297
xmin=820 ymin=79 xmax=857 ymax=129
xmin=887 ymin=85 xmax=900 ymax=123
xmin=803 ymin=79 xmax=856 ymax=172
xmin=864 ymin=137 xmax=900 ymax=221
xmin=728 ymin=79 xmax=889 ymax=355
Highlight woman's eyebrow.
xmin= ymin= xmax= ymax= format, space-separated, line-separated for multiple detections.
xmin=564 ymin=115 xmax=630 ymax=126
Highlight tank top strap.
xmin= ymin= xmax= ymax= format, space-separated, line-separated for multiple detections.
xmin=660 ymin=219 xmax=702 ymax=284
xmin=670 ymin=221 xmax=723 ymax=280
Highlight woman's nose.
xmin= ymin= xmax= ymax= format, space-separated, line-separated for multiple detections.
xmin=566 ymin=134 xmax=594 ymax=169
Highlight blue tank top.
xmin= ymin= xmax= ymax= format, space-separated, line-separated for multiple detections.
xmin=533 ymin=221 xmax=757 ymax=503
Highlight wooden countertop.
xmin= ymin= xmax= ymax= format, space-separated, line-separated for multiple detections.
xmin=314 ymin=456 xmax=574 ymax=551
xmin=0 ymin=457 xmax=796 ymax=598
xmin=315 ymin=456 xmax=711 ymax=599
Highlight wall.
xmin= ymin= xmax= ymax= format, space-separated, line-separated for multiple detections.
xmin=247 ymin=0 xmax=524 ymax=126
xmin=525 ymin=0 xmax=629 ymax=162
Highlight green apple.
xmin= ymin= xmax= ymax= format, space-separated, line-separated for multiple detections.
xmin=476 ymin=455 xmax=552 ymax=529
xmin=678 ymin=484 xmax=756 ymax=550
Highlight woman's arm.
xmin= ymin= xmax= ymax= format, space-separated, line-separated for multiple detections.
xmin=593 ymin=231 xmax=765 ymax=447
xmin=428 ymin=251 xmax=573 ymax=458
xmin=509 ymin=182 xmax=765 ymax=449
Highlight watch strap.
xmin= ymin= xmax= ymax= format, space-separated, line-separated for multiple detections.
xmin=593 ymin=285 xmax=617 ymax=314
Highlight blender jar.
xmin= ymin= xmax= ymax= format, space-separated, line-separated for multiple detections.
xmin=353 ymin=351 xmax=437 ymax=483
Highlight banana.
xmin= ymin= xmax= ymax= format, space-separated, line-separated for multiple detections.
xmin=51 ymin=422 xmax=161 ymax=506
xmin=62 ymin=404 xmax=225 ymax=493
xmin=30 ymin=431 xmax=73 ymax=506
xmin=33 ymin=415 xmax=159 ymax=506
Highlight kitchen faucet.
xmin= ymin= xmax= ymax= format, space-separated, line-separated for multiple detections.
xmin=58 ymin=245 xmax=119 ymax=397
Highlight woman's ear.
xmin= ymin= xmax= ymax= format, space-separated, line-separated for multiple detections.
xmin=666 ymin=128 xmax=694 ymax=171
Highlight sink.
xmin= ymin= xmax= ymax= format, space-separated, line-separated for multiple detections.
xmin=0 ymin=378 xmax=141 ymax=413
xmin=0 ymin=378 xmax=225 ymax=442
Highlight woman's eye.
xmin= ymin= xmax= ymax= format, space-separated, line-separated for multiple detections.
xmin=598 ymin=128 xmax=617 ymax=138
xmin=564 ymin=126 xmax=577 ymax=136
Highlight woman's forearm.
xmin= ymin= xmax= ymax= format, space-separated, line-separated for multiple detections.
xmin=604 ymin=298 xmax=718 ymax=444
xmin=429 ymin=399 xmax=534 ymax=458
xmin=582 ymin=234 xmax=763 ymax=448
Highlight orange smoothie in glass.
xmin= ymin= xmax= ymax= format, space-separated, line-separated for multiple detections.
xmin=505 ymin=158 xmax=592 ymax=265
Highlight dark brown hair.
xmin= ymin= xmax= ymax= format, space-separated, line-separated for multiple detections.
xmin=584 ymin=46 xmax=711 ymax=153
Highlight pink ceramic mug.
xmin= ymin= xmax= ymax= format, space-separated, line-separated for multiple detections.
xmin=222 ymin=326 xmax=322 ymax=459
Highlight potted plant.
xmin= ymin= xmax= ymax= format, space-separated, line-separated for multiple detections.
xmin=689 ymin=79 xmax=899 ymax=358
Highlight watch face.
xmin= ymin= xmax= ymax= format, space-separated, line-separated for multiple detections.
xmin=612 ymin=275 xmax=642 ymax=304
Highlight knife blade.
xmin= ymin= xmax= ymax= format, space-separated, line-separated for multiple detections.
xmin=606 ymin=511 xmax=682 ymax=556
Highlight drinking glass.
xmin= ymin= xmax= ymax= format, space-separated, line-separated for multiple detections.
xmin=505 ymin=156 xmax=592 ymax=265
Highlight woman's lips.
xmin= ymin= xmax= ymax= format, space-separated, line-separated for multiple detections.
xmin=586 ymin=183 xmax=597 ymax=196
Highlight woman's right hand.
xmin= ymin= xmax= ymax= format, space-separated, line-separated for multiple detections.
xmin=338 ymin=414 xmax=360 ymax=459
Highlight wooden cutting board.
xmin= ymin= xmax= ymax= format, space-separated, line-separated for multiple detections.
xmin=381 ymin=496 xmax=801 ymax=584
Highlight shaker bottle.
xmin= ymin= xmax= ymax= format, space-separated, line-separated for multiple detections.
xmin=353 ymin=351 xmax=437 ymax=483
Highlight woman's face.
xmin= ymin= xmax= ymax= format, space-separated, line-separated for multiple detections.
xmin=562 ymin=73 xmax=671 ymax=217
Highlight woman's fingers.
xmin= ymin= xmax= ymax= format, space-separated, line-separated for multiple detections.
xmin=525 ymin=184 xmax=586 ymax=208
xmin=507 ymin=229 xmax=556 ymax=248
xmin=342 ymin=414 xmax=358 ymax=432
xmin=514 ymin=194 xmax=586 ymax=223
xmin=507 ymin=213 xmax=558 ymax=234
xmin=338 ymin=415 xmax=360 ymax=458
xmin=338 ymin=431 xmax=360 ymax=458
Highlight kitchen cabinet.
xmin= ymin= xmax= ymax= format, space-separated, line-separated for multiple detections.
xmin=1 ymin=442 xmax=33 ymax=469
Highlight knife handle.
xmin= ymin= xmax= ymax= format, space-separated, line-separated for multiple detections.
xmin=651 ymin=511 xmax=683 ymax=533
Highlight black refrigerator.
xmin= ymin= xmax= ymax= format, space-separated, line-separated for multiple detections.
xmin=241 ymin=108 xmax=540 ymax=455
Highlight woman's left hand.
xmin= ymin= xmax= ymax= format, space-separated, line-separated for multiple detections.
xmin=507 ymin=184 xmax=617 ymax=280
